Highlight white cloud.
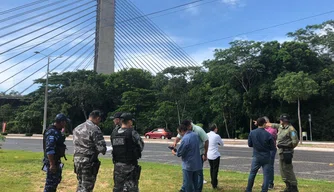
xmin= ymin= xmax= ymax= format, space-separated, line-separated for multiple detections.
xmin=221 ymin=0 xmax=245 ymax=7
xmin=275 ymin=37 xmax=293 ymax=44
xmin=233 ymin=35 xmax=248 ymax=41
xmin=189 ymin=47 xmax=225 ymax=64
xmin=185 ymin=4 xmax=200 ymax=15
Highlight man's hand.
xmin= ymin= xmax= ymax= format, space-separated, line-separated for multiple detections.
xmin=49 ymin=164 xmax=57 ymax=173
xmin=202 ymin=154 xmax=207 ymax=162
xmin=170 ymin=143 xmax=177 ymax=148
xmin=172 ymin=150 xmax=176 ymax=156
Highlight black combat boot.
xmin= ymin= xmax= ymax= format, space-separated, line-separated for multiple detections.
xmin=290 ymin=185 xmax=299 ymax=192
xmin=280 ymin=182 xmax=291 ymax=192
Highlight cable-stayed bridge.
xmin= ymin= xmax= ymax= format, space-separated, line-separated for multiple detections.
xmin=0 ymin=0 xmax=198 ymax=95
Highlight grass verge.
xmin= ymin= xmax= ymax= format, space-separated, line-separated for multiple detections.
xmin=0 ymin=150 xmax=333 ymax=192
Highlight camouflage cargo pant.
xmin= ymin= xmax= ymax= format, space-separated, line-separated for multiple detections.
xmin=279 ymin=153 xmax=298 ymax=186
xmin=44 ymin=164 xmax=62 ymax=192
xmin=74 ymin=157 xmax=100 ymax=192
xmin=113 ymin=162 xmax=140 ymax=192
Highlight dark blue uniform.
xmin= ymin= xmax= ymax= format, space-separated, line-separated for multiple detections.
xmin=43 ymin=125 xmax=66 ymax=192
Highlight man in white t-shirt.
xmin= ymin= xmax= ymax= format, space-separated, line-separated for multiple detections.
xmin=207 ymin=124 xmax=224 ymax=189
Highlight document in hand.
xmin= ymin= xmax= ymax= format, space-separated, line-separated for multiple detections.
xmin=106 ymin=146 xmax=113 ymax=152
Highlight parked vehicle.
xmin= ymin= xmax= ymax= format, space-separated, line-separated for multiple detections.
xmin=144 ymin=128 xmax=172 ymax=139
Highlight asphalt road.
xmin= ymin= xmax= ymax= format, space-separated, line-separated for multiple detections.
xmin=2 ymin=138 xmax=334 ymax=181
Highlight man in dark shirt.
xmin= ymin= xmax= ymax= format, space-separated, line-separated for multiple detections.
xmin=245 ymin=117 xmax=275 ymax=192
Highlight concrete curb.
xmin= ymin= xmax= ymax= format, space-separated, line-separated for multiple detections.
xmin=4 ymin=136 xmax=334 ymax=152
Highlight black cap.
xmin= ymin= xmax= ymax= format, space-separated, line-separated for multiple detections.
xmin=110 ymin=112 xmax=123 ymax=120
xmin=280 ymin=114 xmax=290 ymax=122
xmin=55 ymin=113 xmax=70 ymax=123
xmin=120 ymin=113 xmax=134 ymax=121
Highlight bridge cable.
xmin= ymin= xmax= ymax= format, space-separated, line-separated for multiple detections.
xmin=117 ymin=1 xmax=188 ymax=71
xmin=0 ymin=5 xmax=96 ymax=47
xmin=116 ymin=2 xmax=168 ymax=73
xmin=0 ymin=17 xmax=96 ymax=68
xmin=0 ymin=10 xmax=96 ymax=55
xmin=0 ymin=0 xmax=71 ymax=24
xmin=17 ymin=34 xmax=96 ymax=94
xmin=0 ymin=30 xmax=95 ymax=85
xmin=61 ymin=44 xmax=95 ymax=73
xmin=0 ymin=0 xmax=92 ymax=32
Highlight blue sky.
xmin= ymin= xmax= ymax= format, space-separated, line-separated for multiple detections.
xmin=0 ymin=0 xmax=333 ymax=94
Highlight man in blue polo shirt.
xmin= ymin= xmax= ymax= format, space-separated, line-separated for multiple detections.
xmin=172 ymin=124 xmax=202 ymax=192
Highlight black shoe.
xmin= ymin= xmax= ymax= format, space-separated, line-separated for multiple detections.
xmin=268 ymin=183 xmax=274 ymax=190
xmin=280 ymin=182 xmax=291 ymax=192
xmin=290 ymin=185 xmax=299 ymax=192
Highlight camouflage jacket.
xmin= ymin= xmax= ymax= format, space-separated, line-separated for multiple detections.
xmin=73 ymin=120 xmax=107 ymax=161
xmin=271 ymin=123 xmax=299 ymax=154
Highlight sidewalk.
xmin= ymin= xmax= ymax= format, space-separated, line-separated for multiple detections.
xmin=4 ymin=134 xmax=334 ymax=152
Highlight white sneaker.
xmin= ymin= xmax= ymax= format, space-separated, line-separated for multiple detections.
xmin=203 ymin=180 xmax=207 ymax=184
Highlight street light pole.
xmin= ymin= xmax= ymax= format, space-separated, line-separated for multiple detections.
xmin=34 ymin=51 xmax=62 ymax=134
xmin=42 ymin=56 xmax=50 ymax=134
xmin=308 ymin=114 xmax=312 ymax=141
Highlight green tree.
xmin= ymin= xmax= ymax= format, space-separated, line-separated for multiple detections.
xmin=274 ymin=72 xmax=320 ymax=144
xmin=0 ymin=104 xmax=14 ymax=123
xmin=210 ymin=85 xmax=240 ymax=138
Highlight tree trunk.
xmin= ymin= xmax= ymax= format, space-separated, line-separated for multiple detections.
xmin=80 ymin=102 xmax=87 ymax=120
xmin=249 ymin=118 xmax=252 ymax=131
xmin=176 ymin=101 xmax=181 ymax=125
xmin=298 ymin=98 xmax=302 ymax=144
xmin=222 ymin=110 xmax=230 ymax=138
xmin=164 ymin=120 xmax=168 ymax=129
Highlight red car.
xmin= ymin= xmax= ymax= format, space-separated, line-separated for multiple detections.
xmin=144 ymin=128 xmax=172 ymax=139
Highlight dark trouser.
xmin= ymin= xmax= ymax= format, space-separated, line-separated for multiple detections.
xmin=44 ymin=163 xmax=62 ymax=192
xmin=74 ymin=160 xmax=100 ymax=192
xmin=246 ymin=157 xmax=270 ymax=192
xmin=181 ymin=155 xmax=203 ymax=192
xmin=208 ymin=156 xmax=220 ymax=188
xmin=279 ymin=153 xmax=298 ymax=186
xmin=268 ymin=148 xmax=277 ymax=185
xmin=113 ymin=162 xmax=139 ymax=192
xmin=182 ymin=169 xmax=202 ymax=192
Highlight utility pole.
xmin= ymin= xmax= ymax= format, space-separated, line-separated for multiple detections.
xmin=94 ymin=0 xmax=115 ymax=74
xmin=42 ymin=56 xmax=50 ymax=134
xmin=34 ymin=52 xmax=62 ymax=134
xmin=308 ymin=114 xmax=312 ymax=141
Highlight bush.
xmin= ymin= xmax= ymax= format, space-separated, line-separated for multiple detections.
xmin=65 ymin=133 xmax=70 ymax=137
xmin=25 ymin=133 xmax=33 ymax=137
xmin=238 ymin=133 xmax=249 ymax=139
xmin=0 ymin=134 xmax=5 ymax=141
xmin=1 ymin=132 xmax=8 ymax=136
xmin=0 ymin=134 xmax=5 ymax=149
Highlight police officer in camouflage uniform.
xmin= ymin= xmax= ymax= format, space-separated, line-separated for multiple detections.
xmin=266 ymin=114 xmax=299 ymax=192
xmin=111 ymin=113 xmax=144 ymax=192
xmin=111 ymin=112 xmax=123 ymax=129
xmin=73 ymin=110 xmax=107 ymax=192
xmin=110 ymin=112 xmax=123 ymax=143
xmin=43 ymin=113 xmax=70 ymax=192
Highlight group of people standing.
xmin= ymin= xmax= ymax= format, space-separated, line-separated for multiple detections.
xmin=246 ymin=114 xmax=299 ymax=192
xmin=171 ymin=120 xmax=224 ymax=192
xmin=42 ymin=110 xmax=299 ymax=192
xmin=42 ymin=110 xmax=143 ymax=192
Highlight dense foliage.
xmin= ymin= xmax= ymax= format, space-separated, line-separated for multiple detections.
xmin=1 ymin=20 xmax=334 ymax=141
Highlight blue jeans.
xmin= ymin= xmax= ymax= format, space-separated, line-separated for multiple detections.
xmin=269 ymin=148 xmax=277 ymax=185
xmin=182 ymin=169 xmax=202 ymax=192
xmin=181 ymin=155 xmax=203 ymax=191
xmin=246 ymin=157 xmax=270 ymax=192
